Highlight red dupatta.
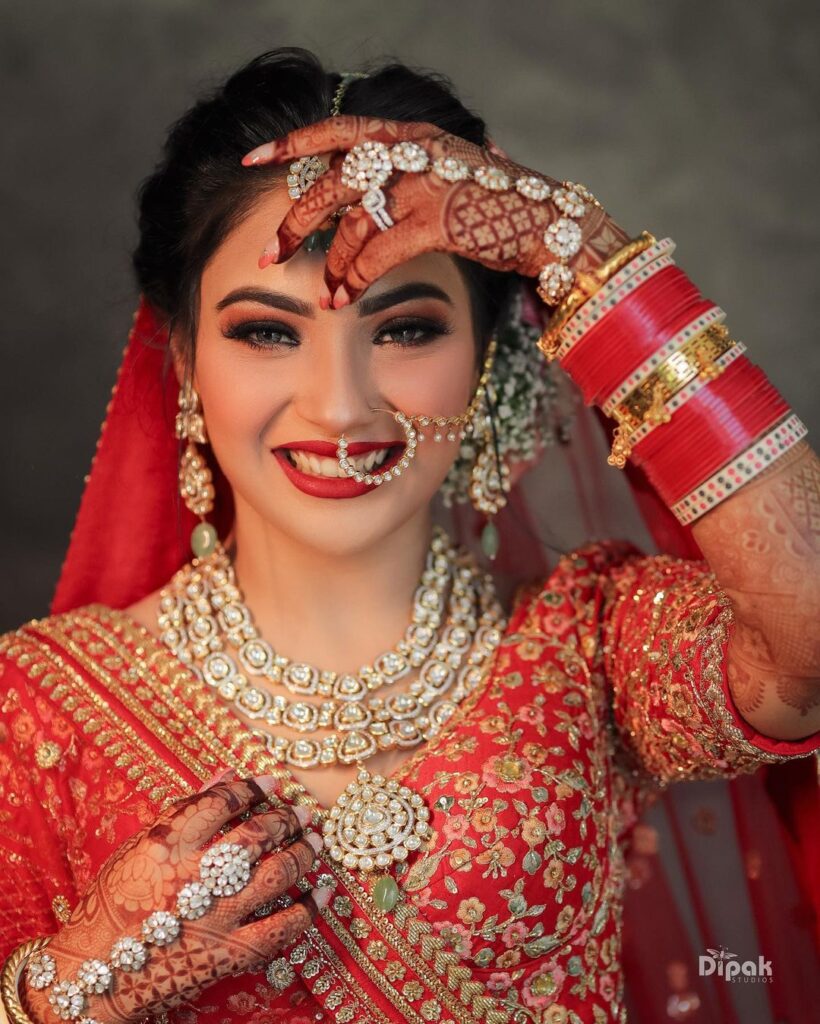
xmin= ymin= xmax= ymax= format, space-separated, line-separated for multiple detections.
xmin=50 ymin=295 xmax=818 ymax=1023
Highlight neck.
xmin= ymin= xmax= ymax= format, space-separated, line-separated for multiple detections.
xmin=230 ymin=504 xmax=436 ymax=672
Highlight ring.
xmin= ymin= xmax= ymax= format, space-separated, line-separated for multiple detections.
xmin=287 ymin=156 xmax=327 ymax=201
xmin=340 ymin=141 xmax=395 ymax=231
xmin=199 ymin=841 xmax=252 ymax=896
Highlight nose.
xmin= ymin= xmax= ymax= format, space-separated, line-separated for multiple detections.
xmin=292 ymin=334 xmax=394 ymax=440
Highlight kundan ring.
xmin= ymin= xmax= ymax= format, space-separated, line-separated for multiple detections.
xmin=340 ymin=141 xmax=395 ymax=230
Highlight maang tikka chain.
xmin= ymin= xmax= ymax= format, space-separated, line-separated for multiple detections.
xmin=176 ymin=385 xmax=219 ymax=559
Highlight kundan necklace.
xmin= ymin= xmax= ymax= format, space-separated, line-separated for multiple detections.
xmin=156 ymin=525 xmax=507 ymax=878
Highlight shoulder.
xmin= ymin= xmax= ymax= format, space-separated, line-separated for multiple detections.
xmin=0 ymin=604 xmax=147 ymax=704
xmin=510 ymin=539 xmax=647 ymax=614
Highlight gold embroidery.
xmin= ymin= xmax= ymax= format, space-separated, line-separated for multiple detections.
xmin=34 ymin=741 xmax=61 ymax=769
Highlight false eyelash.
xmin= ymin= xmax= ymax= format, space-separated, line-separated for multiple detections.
xmin=223 ymin=316 xmax=454 ymax=351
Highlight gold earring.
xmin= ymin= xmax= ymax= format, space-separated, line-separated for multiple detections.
xmin=467 ymin=394 xmax=510 ymax=561
xmin=175 ymin=386 xmax=218 ymax=558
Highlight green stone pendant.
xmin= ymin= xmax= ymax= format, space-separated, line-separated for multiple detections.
xmin=191 ymin=521 xmax=218 ymax=559
xmin=372 ymin=875 xmax=400 ymax=913
xmin=481 ymin=519 xmax=499 ymax=561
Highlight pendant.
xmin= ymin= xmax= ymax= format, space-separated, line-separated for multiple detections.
xmin=321 ymin=769 xmax=432 ymax=873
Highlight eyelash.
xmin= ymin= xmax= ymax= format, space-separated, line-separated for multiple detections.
xmin=223 ymin=316 xmax=453 ymax=351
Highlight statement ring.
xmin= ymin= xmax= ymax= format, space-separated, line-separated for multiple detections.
xmin=340 ymin=141 xmax=395 ymax=231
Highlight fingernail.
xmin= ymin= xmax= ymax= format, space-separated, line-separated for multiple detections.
xmin=197 ymin=768 xmax=236 ymax=792
xmin=242 ymin=144 xmax=274 ymax=166
xmin=311 ymin=885 xmax=332 ymax=910
xmin=333 ymin=285 xmax=350 ymax=309
xmin=306 ymin=831 xmax=324 ymax=854
xmin=259 ymin=240 xmax=279 ymax=269
xmin=255 ymin=775 xmax=280 ymax=795
xmin=294 ymin=805 xmax=312 ymax=828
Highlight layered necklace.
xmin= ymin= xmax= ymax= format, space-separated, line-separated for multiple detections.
xmin=157 ymin=525 xmax=507 ymax=881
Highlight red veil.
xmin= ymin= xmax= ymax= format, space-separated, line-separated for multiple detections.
xmin=51 ymin=296 xmax=818 ymax=1023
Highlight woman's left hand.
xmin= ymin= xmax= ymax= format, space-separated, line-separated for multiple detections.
xmin=242 ymin=116 xmax=629 ymax=307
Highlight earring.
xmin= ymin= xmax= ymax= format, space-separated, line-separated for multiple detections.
xmin=468 ymin=393 xmax=511 ymax=561
xmin=175 ymin=386 xmax=218 ymax=559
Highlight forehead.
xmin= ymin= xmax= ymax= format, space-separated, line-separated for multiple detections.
xmin=200 ymin=187 xmax=471 ymax=304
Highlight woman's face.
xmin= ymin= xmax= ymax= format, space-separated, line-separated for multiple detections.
xmin=190 ymin=187 xmax=479 ymax=558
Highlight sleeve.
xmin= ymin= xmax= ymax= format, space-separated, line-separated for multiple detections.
xmin=567 ymin=541 xmax=820 ymax=789
xmin=0 ymin=641 xmax=80 ymax=958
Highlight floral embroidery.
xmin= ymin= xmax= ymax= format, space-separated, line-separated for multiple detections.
xmin=1 ymin=540 xmax=816 ymax=1024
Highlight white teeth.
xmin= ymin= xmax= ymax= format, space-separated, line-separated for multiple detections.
xmin=288 ymin=447 xmax=392 ymax=477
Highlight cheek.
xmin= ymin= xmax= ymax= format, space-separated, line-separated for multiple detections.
xmin=195 ymin=342 xmax=289 ymax=441
xmin=376 ymin=340 xmax=476 ymax=417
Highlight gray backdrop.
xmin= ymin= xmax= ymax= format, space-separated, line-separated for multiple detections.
xmin=2 ymin=0 xmax=818 ymax=631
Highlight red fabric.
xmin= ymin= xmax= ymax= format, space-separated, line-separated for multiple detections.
xmin=45 ymin=294 xmax=819 ymax=1022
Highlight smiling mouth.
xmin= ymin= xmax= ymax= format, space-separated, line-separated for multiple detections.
xmin=284 ymin=445 xmax=403 ymax=478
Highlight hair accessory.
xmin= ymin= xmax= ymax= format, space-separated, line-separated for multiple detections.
xmin=329 ymin=71 xmax=368 ymax=117
xmin=175 ymin=385 xmax=218 ymax=559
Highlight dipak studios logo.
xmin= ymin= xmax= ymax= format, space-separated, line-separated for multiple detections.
xmin=699 ymin=946 xmax=773 ymax=983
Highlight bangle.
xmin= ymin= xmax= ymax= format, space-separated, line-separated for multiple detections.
xmin=669 ymin=412 xmax=807 ymax=524
xmin=1 ymin=937 xmax=51 ymax=1024
xmin=561 ymin=267 xmax=708 ymax=404
xmin=536 ymin=230 xmax=657 ymax=357
xmin=604 ymin=323 xmax=739 ymax=466
xmin=631 ymin=358 xmax=791 ymax=502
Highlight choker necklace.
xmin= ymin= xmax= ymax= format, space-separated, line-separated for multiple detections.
xmin=156 ymin=525 xmax=506 ymax=879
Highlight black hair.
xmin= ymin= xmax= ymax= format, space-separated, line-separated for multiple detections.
xmin=132 ymin=47 xmax=518 ymax=372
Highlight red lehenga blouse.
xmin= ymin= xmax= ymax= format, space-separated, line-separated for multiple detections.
xmin=1 ymin=299 xmax=817 ymax=1024
xmin=1 ymin=539 xmax=818 ymax=1024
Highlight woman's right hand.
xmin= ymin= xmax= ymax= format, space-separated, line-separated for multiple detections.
xmin=23 ymin=774 xmax=327 ymax=1023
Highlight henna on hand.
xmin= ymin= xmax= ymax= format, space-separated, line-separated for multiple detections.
xmin=23 ymin=777 xmax=319 ymax=1024
xmin=692 ymin=441 xmax=820 ymax=739
xmin=242 ymin=115 xmax=631 ymax=303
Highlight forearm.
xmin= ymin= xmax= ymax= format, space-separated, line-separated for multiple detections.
xmin=691 ymin=439 xmax=820 ymax=739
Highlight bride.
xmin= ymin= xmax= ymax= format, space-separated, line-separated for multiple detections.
xmin=1 ymin=48 xmax=818 ymax=1024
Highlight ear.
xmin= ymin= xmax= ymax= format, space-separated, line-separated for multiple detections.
xmin=169 ymin=328 xmax=190 ymax=389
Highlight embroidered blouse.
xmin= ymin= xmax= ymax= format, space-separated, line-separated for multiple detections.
xmin=1 ymin=540 xmax=817 ymax=1024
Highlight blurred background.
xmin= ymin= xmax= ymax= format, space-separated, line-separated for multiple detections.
xmin=2 ymin=0 xmax=818 ymax=631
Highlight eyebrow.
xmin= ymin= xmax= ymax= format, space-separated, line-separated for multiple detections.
xmin=214 ymin=281 xmax=454 ymax=318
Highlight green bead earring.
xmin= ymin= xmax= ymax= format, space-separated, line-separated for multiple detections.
xmin=175 ymin=386 xmax=218 ymax=558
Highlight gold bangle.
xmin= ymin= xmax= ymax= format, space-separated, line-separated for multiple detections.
xmin=1 ymin=937 xmax=51 ymax=1024
xmin=610 ymin=324 xmax=734 ymax=432
xmin=537 ymin=230 xmax=657 ymax=359
xmin=605 ymin=323 xmax=737 ymax=468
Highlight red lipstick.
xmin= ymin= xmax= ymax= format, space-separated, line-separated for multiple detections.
xmin=272 ymin=440 xmax=406 ymax=499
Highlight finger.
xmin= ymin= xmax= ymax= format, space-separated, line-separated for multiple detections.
xmin=152 ymin=776 xmax=283 ymax=853
xmin=223 ymin=833 xmax=323 ymax=920
xmin=336 ymin=217 xmax=443 ymax=304
xmin=324 ymin=205 xmax=382 ymax=293
xmin=197 ymin=767 xmax=238 ymax=793
xmin=231 ymin=888 xmax=331 ymax=966
xmin=242 ymin=115 xmax=439 ymax=167
xmin=219 ymin=807 xmax=308 ymax=862
xmin=271 ymin=159 xmax=359 ymax=265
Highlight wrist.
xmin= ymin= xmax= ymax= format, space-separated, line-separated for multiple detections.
xmin=537 ymin=236 xmax=806 ymax=525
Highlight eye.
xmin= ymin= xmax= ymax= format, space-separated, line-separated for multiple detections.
xmin=374 ymin=316 xmax=453 ymax=347
xmin=223 ymin=321 xmax=298 ymax=350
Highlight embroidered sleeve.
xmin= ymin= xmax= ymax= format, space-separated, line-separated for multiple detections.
xmin=0 ymin=641 xmax=77 ymax=956
xmin=561 ymin=541 xmax=820 ymax=789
